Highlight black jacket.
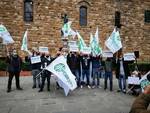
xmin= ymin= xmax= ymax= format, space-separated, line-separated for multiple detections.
xmin=6 ymin=55 xmax=22 ymax=73
xmin=67 ymin=54 xmax=80 ymax=70
xmin=115 ymin=58 xmax=130 ymax=79
xmin=81 ymin=56 xmax=91 ymax=70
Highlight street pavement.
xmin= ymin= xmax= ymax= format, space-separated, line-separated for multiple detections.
xmin=0 ymin=76 xmax=136 ymax=113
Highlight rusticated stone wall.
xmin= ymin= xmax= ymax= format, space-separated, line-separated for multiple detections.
xmin=0 ymin=0 xmax=150 ymax=61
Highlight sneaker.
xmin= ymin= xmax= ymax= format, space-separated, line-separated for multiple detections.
xmin=123 ymin=89 xmax=126 ymax=94
xmin=98 ymin=86 xmax=102 ymax=89
xmin=80 ymin=85 xmax=83 ymax=89
xmin=117 ymin=89 xmax=121 ymax=92
xmin=38 ymin=89 xmax=43 ymax=92
xmin=47 ymin=88 xmax=50 ymax=91
xmin=92 ymin=86 xmax=95 ymax=89
xmin=87 ymin=85 xmax=91 ymax=89
xmin=17 ymin=87 xmax=23 ymax=90
xmin=32 ymin=85 xmax=36 ymax=89
xmin=7 ymin=89 xmax=11 ymax=93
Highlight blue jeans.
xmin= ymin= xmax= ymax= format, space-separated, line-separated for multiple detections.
xmin=104 ymin=72 xmax=113 ymax=91
xmin=72 ymin=69 xmax=80 ymax=86
xmin=32 ymin=69 xmax=41 ymax=87
xmin=118 ymin=74 xmax=126 ymax=91
xmin=92 ymin=68 xmax=100 ymax=86
xmin=82 ymin=69 xmax=90 ymax=85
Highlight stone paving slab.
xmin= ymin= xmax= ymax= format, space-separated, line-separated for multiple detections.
xmin=0 ymin=76 xmax=136 ymax=113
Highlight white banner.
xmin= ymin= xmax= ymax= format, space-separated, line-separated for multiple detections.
xmin=39 ymin=46 xmax=49 ymax=53
xmin=45 ymin=56 xmax=77 ymax=96
xmin=102 ymin=50 xmax=113 ymax=58
xmin=128 ymin=77 xmax=140 ymax=85
xmin=31 ymin=56 xmax=41 ymax=64
xmin=124 ymin=53 xmax=135 ymax=61
xmin=69 ymin=46 xmax=79 ymax=52
xmin=68 ymin=41 xmax=77 ymax=47
xmin=81 ymin=47 xmax=91 ymax=54
xmin=68 ymin=41 xmax=79 ymax=52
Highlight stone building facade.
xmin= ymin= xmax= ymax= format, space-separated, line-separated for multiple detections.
xmin=0 ymin=0 xmax=150 ymax=61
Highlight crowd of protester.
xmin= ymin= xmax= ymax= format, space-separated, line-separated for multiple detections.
xmin=6 ymin=47 xmax=140 ymax=94
xmin=5 ymin=47 xmax=150 ymax=113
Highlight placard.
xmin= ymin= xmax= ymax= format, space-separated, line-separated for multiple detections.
xmin=39 ymin=47 xmax=49 ymax=53
xmin=69 ymin=46 xmax=79 ymax=52
xmin=124 ymin=53 xmax=135 ymax=61
xmin=81 ymin=47 xmax=91 ymax=54
xmin=31 ymin=56 xmax=41 ymax=64
xmin=128 ymin=77 xmax=140 ymax=85
xmin=102 ymin=50 xmax=113 ymax=58
xmin=68 ymin=41 xmax=77 ymax=47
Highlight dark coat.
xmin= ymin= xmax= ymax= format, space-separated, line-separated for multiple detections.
xmin=115 ymin=58 xmax=130 ymax=79
xmin=91 ymin=56 xmax=101 ymax=69
xmin=80 ymin=55 xmax=91 ymax=70
xmin=6 ymin=55 xmax=22 ymax=73
xmin=129 ymin=94 xmax=150 ymax=113
xmin=67 ymin=54 xmax=80 ymax=70
xmin=41 ymin=56 xmax=52 ymax=76
xmin=30 ymin=54 xmax=41 ymax=70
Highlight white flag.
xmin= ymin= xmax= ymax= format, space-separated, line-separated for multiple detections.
xmin=45 ymin=56 xmax=77 ymax=96
xmin=62 ymin=21 xmax=76 ymax=38
xmin=21 ymin=30 xmax=28 ymax=52
xmin=105 ymin=28 xmax=122 ymax=53
xmin=0 ymin=24 xmax=14 ymax=44
xmin=76 ymin=32 xmax=87 ymax=51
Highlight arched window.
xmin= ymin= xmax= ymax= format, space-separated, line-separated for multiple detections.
xmin=80 ymin=6 xmax=87 ymax=26
xmin=24 ymin=0 xmax=33 ymax=22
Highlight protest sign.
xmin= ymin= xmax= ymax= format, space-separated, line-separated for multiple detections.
xmin=128 ymin=77 xmax=140 ymax=85
xmin=31 ymin=56 xmax=41 ymax=64
xmin=68 ymin=41 xmax=79 ymax=52
xmin=102 ymin=50 xmax=113 ymax=58
xmin=124 ymin=53 xmax=135 ymax=61
xmin=81 ymin=47 xmax=91 ymax=54
xmin=39 ymin=47 xmax=49 ymax=53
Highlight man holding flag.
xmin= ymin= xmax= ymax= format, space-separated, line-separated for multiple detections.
xmin=45 ymin=55 xmax=77 ymax=96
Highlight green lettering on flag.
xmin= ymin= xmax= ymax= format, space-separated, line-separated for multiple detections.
xmin=54 ymin=63 xmax=73 ymax=87
xmin=77 ymin=32 xmax=86 ymax=51
xmin=0 ymin=25 xmax=7 ymax=33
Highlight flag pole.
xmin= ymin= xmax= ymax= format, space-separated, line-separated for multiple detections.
xmin=36 ymin=69 xmax=44 ymax=78
xmin=5 ymin=44 xmax=9 ymax=76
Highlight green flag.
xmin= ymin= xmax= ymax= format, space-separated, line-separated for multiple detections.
xmin=0 ymin=24 xmax=14 ymax=44
xmin=76 ymin=32 xmax=86 ymax=51
xmin=90 ymin=28 xmax=102 ymax=56
xmin=62 ymin=21 xmax=76 ymax=38
xmin=21 ymin=30 xmax=28 ymax=52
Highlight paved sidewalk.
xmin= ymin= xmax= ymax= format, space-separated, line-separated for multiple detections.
xmin=0 ymin=76 xmax=135 ymax=113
